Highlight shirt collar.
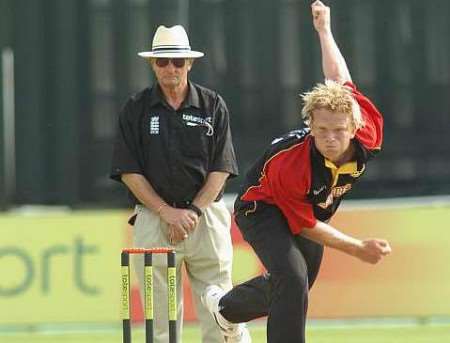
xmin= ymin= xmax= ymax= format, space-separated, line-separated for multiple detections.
xmin=148 ymin=81 xmax=201 ymax=110
xmin=324 ymin=159 xmax=358 ymax=173
xmin=182 ymin=81 xmax=201 ymax=109
xmin=311 ymin=138 xmax=366 ymax=186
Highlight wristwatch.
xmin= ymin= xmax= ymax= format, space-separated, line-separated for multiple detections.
xmin=187 ymin=203 xmax=203 ymax=217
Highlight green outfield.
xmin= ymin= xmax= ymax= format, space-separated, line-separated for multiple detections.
xmin=3 ymin=324 xmax=450 ymax=342
xmin=1 ymin=204 xmax=450 ymax=342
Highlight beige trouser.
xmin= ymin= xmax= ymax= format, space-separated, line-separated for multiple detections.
xmin=132 ymin=200 xmax=233 ymax=343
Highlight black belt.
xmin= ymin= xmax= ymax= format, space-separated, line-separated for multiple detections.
xmin=128 ymin=195 xmax=223 ymax=226
xmin=171 ymin=194 xmax=223 ymax=208
xmin=171 ymin=200 xmax=193 ymax=209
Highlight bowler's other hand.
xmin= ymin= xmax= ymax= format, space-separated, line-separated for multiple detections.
xmin=356 ymin=239 xmax=392 ymax=264
xmin=312 ymin=0 xmax=331 ymax=34
xmin=160 ymin=206 xmax=199 ymax=233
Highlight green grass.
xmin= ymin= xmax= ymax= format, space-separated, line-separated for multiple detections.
xmin=2 ymin=324 xmax=450 ymax=342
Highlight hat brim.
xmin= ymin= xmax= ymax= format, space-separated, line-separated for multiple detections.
xmin=138 ymin=51 xmax=204 ymax=59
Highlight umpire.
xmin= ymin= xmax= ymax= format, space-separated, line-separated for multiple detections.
xmin=110 ymin=25 xmax=243 ymax=343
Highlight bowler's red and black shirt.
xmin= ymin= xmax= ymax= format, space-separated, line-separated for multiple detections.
xmin=237 ymin=82 xmax=383 ymax=235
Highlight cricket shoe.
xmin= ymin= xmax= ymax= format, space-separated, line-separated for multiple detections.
xmin=201 ymin=285 xmax=252 ymax=343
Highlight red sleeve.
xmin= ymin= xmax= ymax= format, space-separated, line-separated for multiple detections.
xmin=267 ymin=140 xmax=317 ymax=234
xmin=344 ymin=82 xmax=383 ymax=150
xmin=274 ymin=193 xmax=317 ymax=234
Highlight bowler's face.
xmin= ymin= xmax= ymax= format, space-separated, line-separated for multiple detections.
xmin=310 ymin=108 xmax=356 ymax=164
xmin=151 ymin=58 xmax=192 ymax=89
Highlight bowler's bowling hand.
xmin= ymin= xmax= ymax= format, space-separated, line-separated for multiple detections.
xmin=311 ymin=0 xmax=331 ymax=34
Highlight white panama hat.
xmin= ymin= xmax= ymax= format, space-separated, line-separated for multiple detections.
xmin=138 ymin=25 xmax=204 ymax=59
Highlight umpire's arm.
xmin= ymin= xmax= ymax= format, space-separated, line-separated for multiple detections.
xmin=192 ymin=172 xmax=230 ymax=211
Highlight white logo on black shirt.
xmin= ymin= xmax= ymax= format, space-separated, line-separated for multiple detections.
xmin=150 ymin=116 xmax=159 ymax=135
xmin=182 ymin=114 xmax=214 ymax=136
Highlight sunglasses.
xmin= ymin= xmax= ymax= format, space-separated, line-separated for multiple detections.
xmin=155 ymin=58 xmax=186 ymax=68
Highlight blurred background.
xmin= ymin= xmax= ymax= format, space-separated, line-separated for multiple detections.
xmin=1 ymin=0 xmax=450 ymax=341
xmin=1 ymin=0 xmax=450 ymax=208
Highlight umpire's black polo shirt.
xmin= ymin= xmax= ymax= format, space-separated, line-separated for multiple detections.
xmin=110 ymin=81 xmax=239 ymax=206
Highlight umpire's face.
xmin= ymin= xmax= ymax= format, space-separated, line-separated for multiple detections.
xmin=150 ymin=57 xmax=193 ymax=89
xmin=310 ymin=108 xmax=356 ymax=164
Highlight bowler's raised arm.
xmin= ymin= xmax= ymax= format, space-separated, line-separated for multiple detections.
xmin=312 ymin=0 xmax=352 ymax=83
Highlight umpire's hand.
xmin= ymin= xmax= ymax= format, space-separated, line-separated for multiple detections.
xmin=160 ymin=206 xmax=199 ymax=243
xmin=167 ymin=224 xmax=189 ymax=245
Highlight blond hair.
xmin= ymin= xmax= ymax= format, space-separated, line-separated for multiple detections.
xmin=301 ymin=80 xmax=364 ymax=129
